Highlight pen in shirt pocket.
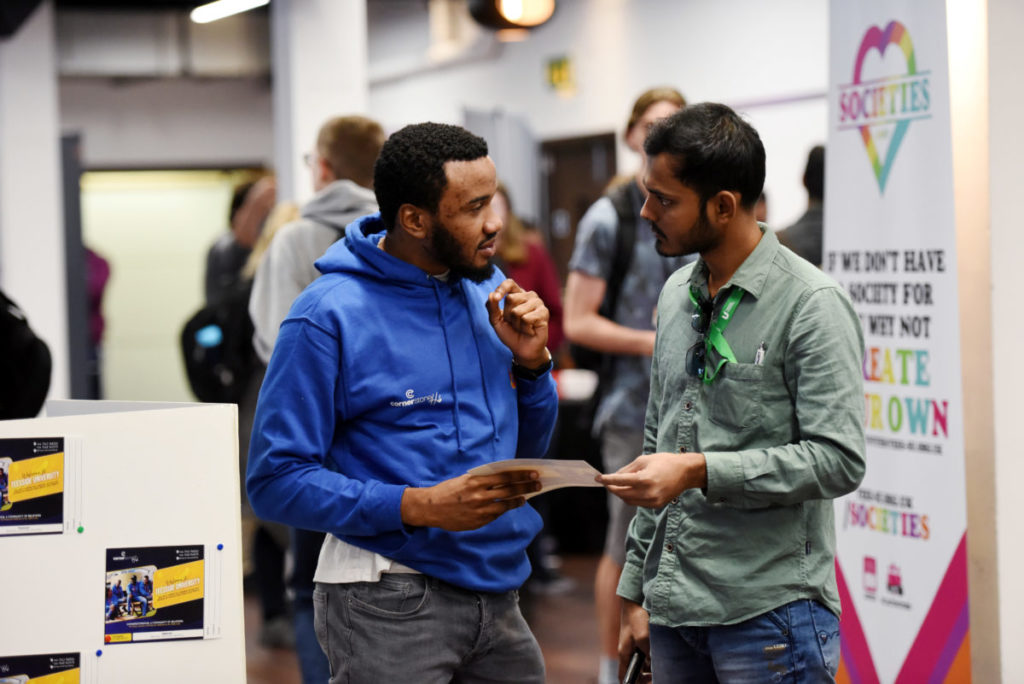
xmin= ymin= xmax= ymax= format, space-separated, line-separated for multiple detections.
xmin=753 ymin=341 xmax=768 ymax=366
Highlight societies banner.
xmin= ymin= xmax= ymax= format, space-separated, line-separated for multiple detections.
xmin=826 ymin=2 xmax=969 ymax=683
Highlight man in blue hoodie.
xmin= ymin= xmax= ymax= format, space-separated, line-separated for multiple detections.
xmin=128 ymin=575 xmax=149 ymax=617
xmin=247 ymin=122 xmax=558 ymax=683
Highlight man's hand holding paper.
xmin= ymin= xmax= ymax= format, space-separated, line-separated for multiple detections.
xmin=468 ymin=458 xmax=604 ymax=500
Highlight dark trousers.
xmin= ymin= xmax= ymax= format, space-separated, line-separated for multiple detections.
xmin=291 ymin=527 xmax=330 ymax=684
xmin=253 ymin=525 xmax=286 ymax=620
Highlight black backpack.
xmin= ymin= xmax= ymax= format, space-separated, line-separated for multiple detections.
xmin=0 ymin=290 xmax=52 ymax=419
xmin=180 ymin=279 xmax=258 ymax=404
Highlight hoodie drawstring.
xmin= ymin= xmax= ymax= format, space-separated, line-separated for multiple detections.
xmin=461 ymin=280 xmax=499 ymax=446
xmin=433 ymin=278 xmax=464 ymax=453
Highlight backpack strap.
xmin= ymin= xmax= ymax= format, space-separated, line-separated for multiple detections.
xmin=601 ymin=181 xmax=639 ymax=320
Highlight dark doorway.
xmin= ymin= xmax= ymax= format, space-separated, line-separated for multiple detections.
xmin=541 ymin=133 xmax=618 ymax=282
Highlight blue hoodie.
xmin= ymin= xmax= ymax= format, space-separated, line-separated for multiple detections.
xmin=247 ymin=213 xmax=558 ymax=593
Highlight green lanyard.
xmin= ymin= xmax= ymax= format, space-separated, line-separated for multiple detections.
xmin=688 ymin=285 xmax=744 ymax=384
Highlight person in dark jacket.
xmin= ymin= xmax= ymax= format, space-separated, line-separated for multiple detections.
xmin=0 ymin=289 xmax=51 ymax=420
xmin=776 ymin=145 xmax=825 ymax=267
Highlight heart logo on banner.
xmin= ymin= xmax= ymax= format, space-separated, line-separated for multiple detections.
xmin=852 ymin=21 xmax=915 ymax=193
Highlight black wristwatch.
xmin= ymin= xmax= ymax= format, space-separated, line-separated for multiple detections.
xmin=511 ymin=348 xmax=553 ymax=380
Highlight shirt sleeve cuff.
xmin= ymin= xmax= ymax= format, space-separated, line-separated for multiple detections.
xmin=702 ymin=451 xmax=745 ymax=506
xmin=616 ymin=558 xmax=645 ymax=603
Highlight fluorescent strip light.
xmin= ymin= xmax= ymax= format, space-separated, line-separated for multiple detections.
xmin=190 ymin=0 xmax=269 ymax=24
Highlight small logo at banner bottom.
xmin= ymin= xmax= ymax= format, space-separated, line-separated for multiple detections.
xmin=837 ymin=20 xmax=932 ymax=193
xmin=863 ymin=556 xmax=878 ymax=595
xmin=886 ymin=562 xmax=904 ymax=596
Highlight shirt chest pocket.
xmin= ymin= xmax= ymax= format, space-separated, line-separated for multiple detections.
xmin=707 ymin=363 xmax=764 ymax=431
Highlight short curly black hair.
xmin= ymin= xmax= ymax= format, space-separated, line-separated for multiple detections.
xmin=374 ymin=122 xmax=489 ymax=231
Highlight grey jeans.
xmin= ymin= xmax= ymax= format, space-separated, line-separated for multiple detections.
xmin=314 ymin=574 xmax=545 ymax=683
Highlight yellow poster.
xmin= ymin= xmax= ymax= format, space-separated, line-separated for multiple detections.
xmin=152 ymin=559 xmax=205 ymax=610
xmin=28 ymin=669 xmax=80 ymax=684
xmin=0 ymin=438 xmax=65 ymax=535
xmin=8 ymin=452 xmax=64 ymax=503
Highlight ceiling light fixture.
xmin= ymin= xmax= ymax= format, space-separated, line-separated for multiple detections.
xmin=498 ymin=0 xmax=553 ymax=27
xmin=468 ymin=0 xmax=556 ymax=31
xmin=190 ymin=0 xmax=269 ymax=25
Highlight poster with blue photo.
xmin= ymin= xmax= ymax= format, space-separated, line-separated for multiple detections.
xmin=104 ymin=545 xmax=205 ymax=644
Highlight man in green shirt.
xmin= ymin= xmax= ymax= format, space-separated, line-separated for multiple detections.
xmin=598 ymin=103 xmax=865 ymax=683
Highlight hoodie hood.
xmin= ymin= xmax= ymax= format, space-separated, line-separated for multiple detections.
xmin=315 ymin=212 xmax=447 ymax=291
xmin=301 ymin=179 xmax=378 ymax=232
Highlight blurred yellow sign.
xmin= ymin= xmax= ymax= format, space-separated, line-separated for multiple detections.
xmin=546 ymin=56 xmax=576 ymax=96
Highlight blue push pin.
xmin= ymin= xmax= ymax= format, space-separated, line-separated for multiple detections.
xmin=96 ymin=649 xmax=103 ymax=657
xmin=217 ymin=543 xmax=224 ymax=551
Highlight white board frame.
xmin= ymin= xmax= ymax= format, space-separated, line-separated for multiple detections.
xmin=0 ymin=401 xmax=245 ymax=683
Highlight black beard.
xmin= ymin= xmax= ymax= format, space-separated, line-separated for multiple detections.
xmin=429 ymin=218 xmax=495 ymax=283
xmin=653 ymin=209 xmax=719 ymax=257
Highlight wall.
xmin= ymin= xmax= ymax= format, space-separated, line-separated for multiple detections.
xmin=56 ymin=0 xmax=829 ymax=225
xmin=60 ymin=77 xmax=273 ymax=170
xmin=56 ymin=7 xmax=274 ymax=170
xmin=367 ymin=0 xmax=829 ymax=229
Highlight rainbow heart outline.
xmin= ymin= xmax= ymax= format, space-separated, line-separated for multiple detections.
xmin=853 ymin=21 xmax=916 ymax=193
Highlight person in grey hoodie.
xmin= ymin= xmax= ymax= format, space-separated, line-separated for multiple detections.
xmin=250 ymin=115 xmax=385 ymax=362
xmin=247 ymin=114 xmax=386 ymax=684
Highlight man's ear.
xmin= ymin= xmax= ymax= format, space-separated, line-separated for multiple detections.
xmin=317 ymin=156 xmax=336 ymax=185
xmin=396 ymin=204 xmax=431 ymax=239
xmin=707 ymin=190 xmax=739 ymax=226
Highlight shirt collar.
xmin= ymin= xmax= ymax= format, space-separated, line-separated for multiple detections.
xmin=687 ymin=224 xmax=778 ymax=300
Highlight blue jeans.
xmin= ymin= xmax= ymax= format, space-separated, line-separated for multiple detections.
xmin=292 ymin=527 xmax=330 ymax=684
xmin=649 ymin=599 xmax=840 ymax=683
xmin=313 ymin=574 xmax=544 ymax=684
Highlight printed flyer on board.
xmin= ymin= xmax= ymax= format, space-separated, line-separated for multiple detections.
xmin=0 ymin=437 xmax=65 ymax=536
xmin=104 ymin=545 xmax=204 ymax=644
xmin=0 ymin=652 xmax=79 ymax=683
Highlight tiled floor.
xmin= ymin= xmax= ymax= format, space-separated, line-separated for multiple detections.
xmin=244 ymin=554 xmax=603 ymax=684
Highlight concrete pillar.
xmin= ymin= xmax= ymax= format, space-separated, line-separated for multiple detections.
xmin=0 ymin=1 xmax=69 ymax=401
xmin=988 ymin=0 xmax=1024 ymax=679
xmin=271 ymin=0 xmax=369 ymax=205
xmin=947 ymin=0 xmax=998 ymax=680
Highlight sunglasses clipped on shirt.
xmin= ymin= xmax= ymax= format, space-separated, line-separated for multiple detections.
xmin=685 ymin=285 xmax=745 ymax=383
xmin=686 ymin=288 xmax=713 ymax=379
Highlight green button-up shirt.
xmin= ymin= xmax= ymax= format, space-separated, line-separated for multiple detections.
xmin=617 ymin=227 xmax=865 ymax=626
